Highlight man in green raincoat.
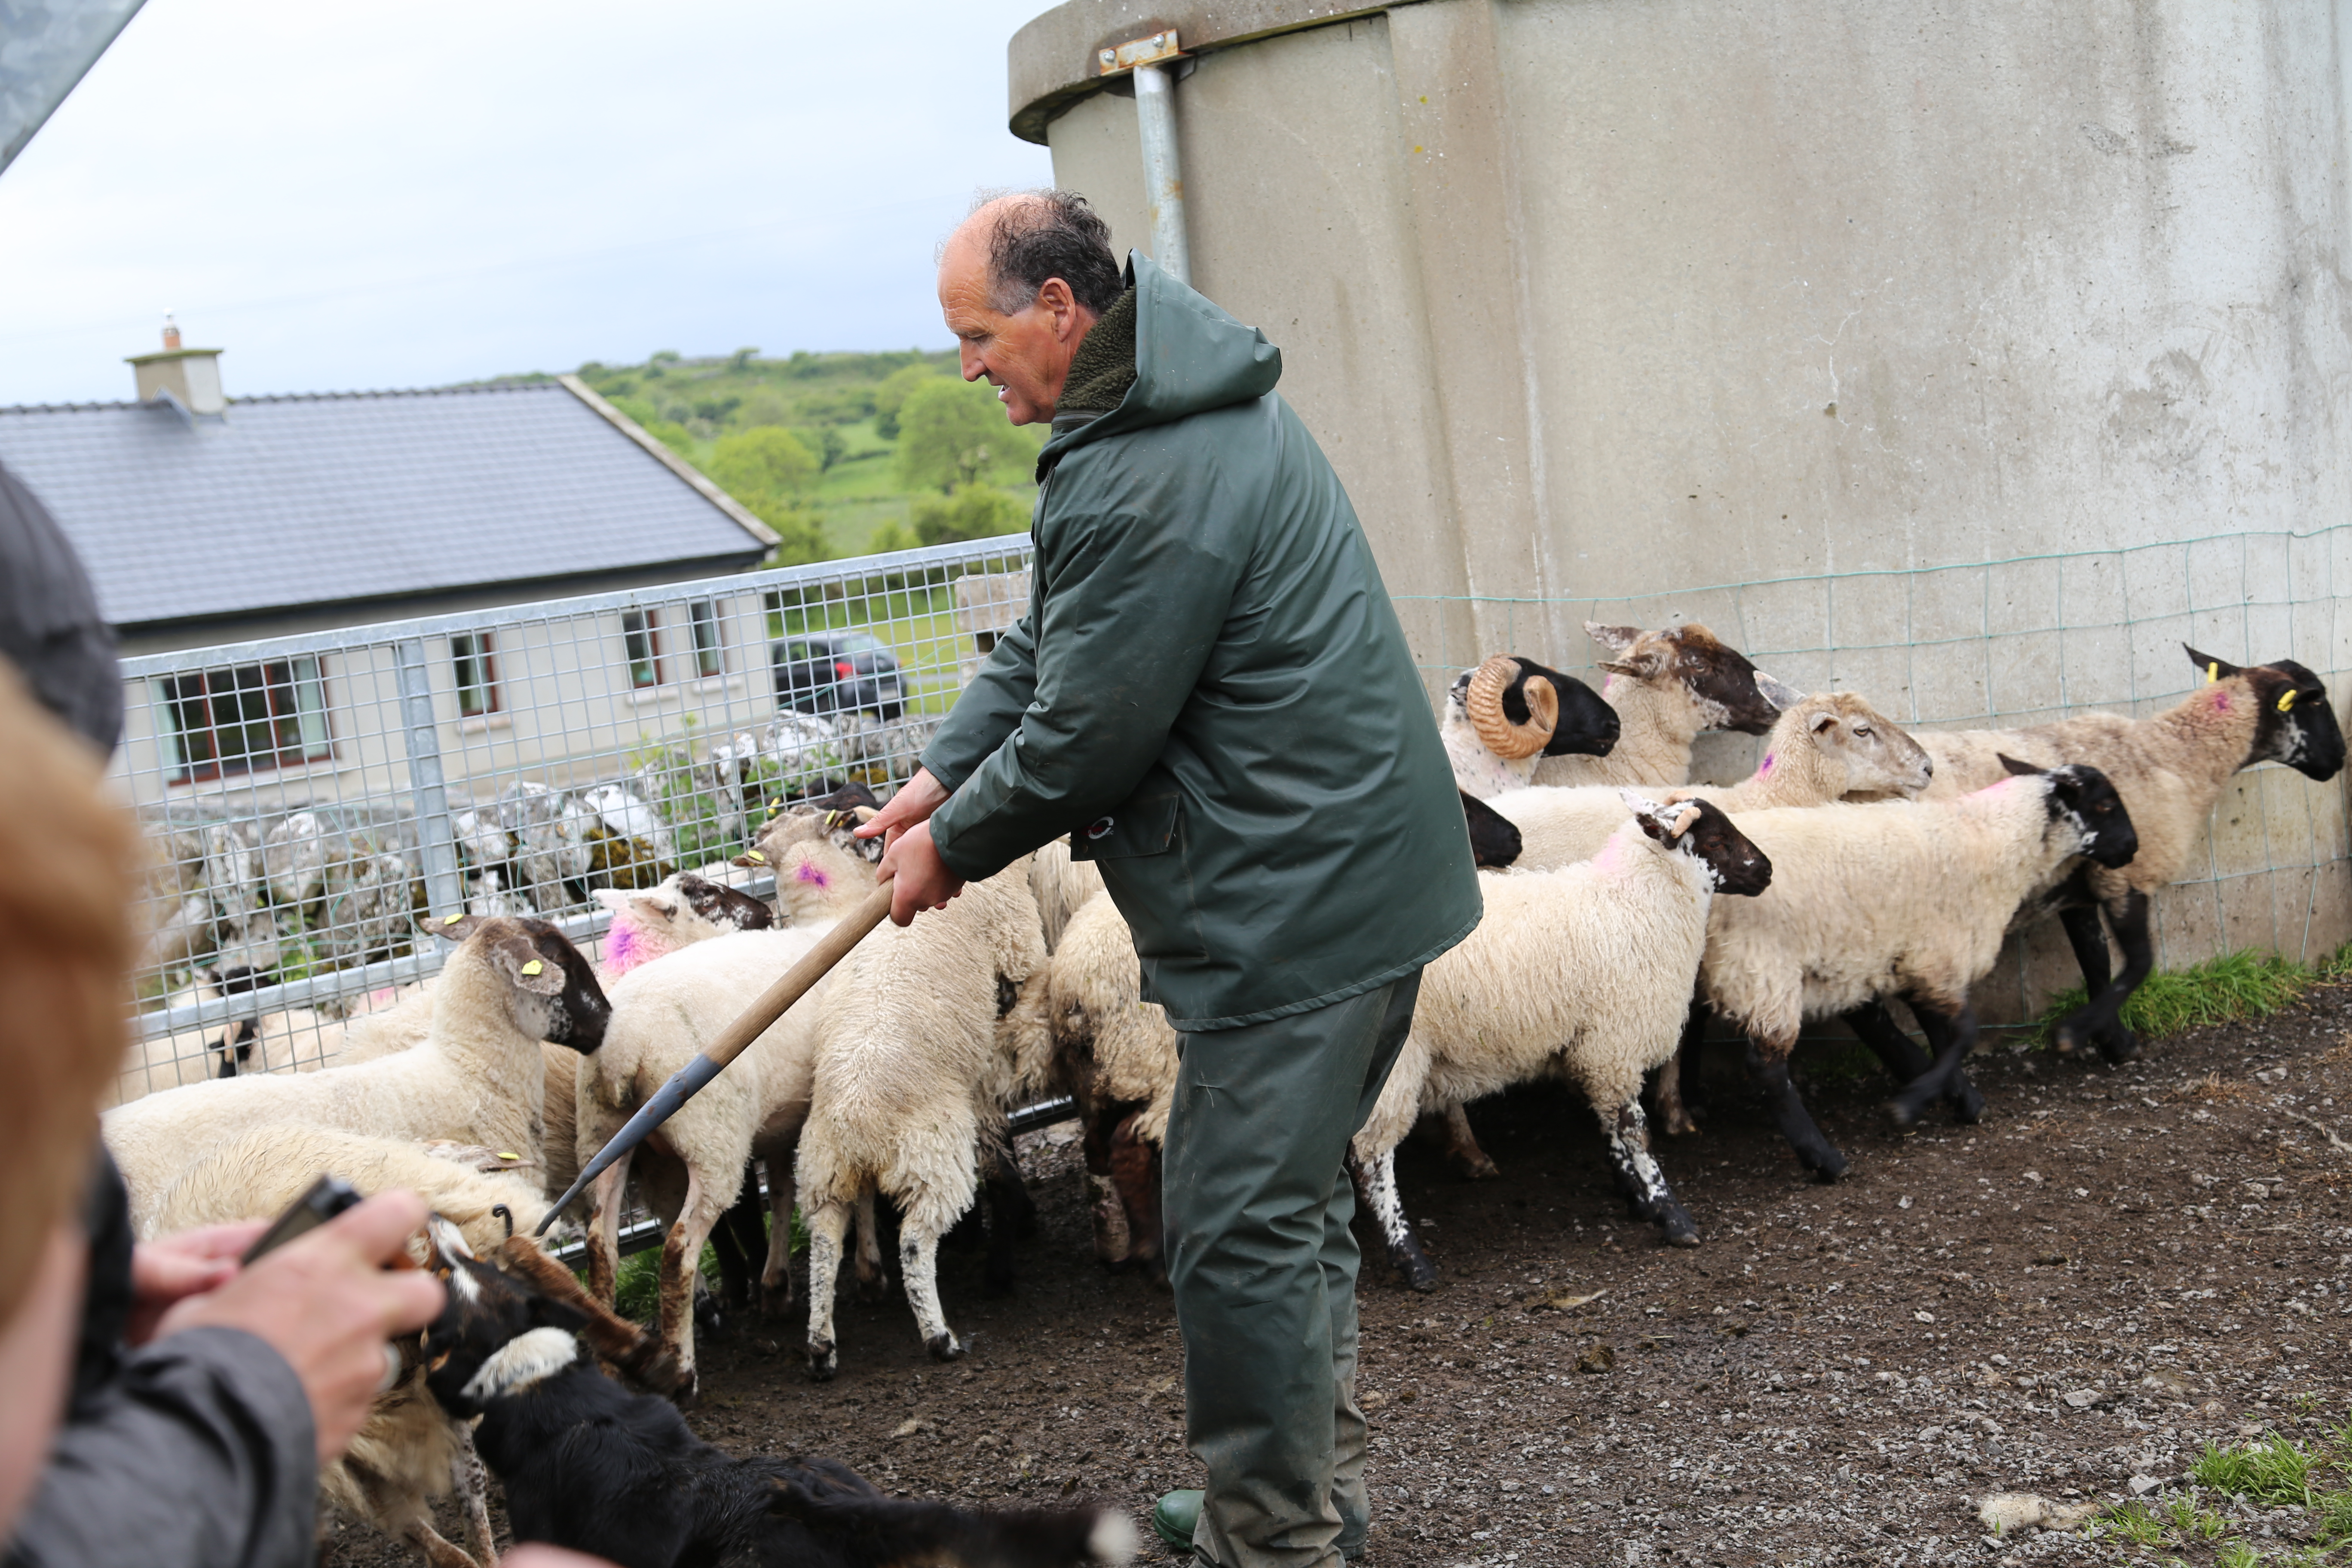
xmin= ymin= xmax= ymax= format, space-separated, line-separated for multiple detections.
xmin=860 ymin=191 xmax=1479 ymax=1568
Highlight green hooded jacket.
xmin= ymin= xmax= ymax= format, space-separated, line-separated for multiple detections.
xmin=921 ymin=252 xmax=1479 ymax=1031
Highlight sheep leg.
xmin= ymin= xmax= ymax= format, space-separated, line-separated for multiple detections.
xmin=1887 ymin=1002 xmax=1982 ymax=1127
xmin=1743 ymin=1037 xmax=1847 ymax=1181
xmin=897 ymin=1217 xmax=964 ymax=1362
xmin=802 ymin=1197 xmax=851 ymax=1381
xmin=852 ymin=1187 xmax=889 ymax=1301
xmin=2053 ymin=894 xmax=2151 ymax=1064
xmin=452 ymin=1425 xmax=495 ymax=1568
xmin=582 ymin=1148 xmax=634 ymax=1306
xmin=1599 ymin=1098 xmax=1698 ymax=1247
xmin=337 ymin=1456 xmax=480 ymax=1568
xmin=756 ymin=1146 xmax=797 ymax=1318
xmin=1106 ymin=1112 xmax=1166 ymax=1285
xmin=980 ymin=1132 xmax=1033 ymax=1296
xmin=1658 ymin=1001 xmax=1709 ymax=1136
xmin=708 ymin=1170 xmax=767 ymax=1311
xmin=1346 ymin=1148 xmax=1435 ymax=1292
xmin=1437 ymin=1102 xmax=1499 ymax=1178
xmin=655 ymin=1167 xmax=725 ymax=1406
xmin=1842 ymin=1001 xmax=1932 ymax=1081
xmin=1909 ymin=1003 xmax=1986 ymax=1123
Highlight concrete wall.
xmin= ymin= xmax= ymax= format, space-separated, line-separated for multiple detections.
xmin=1015 ymin=0 xmax=2352 ymax=1011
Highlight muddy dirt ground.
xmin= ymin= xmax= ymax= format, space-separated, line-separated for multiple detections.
xmin=324 ymin=975 xmax=2352 ymax=1568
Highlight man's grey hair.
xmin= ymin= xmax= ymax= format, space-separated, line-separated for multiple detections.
xmin=960 ymin=189 xmax=1125 ymax=317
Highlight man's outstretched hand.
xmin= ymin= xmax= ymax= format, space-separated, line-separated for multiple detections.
xmin=858 ymin=769 xmax=964 ymax=926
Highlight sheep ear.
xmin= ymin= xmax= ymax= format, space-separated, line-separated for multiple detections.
xmin=1755 ymin=672 xmax=1807 ymax=711
xmin=1809 ymin=709 xmax=1841 ymax=735
xmin=1996 ymin=753 xmax=2042 ymax=778
xmin=430 ymin=913 xmax=486 ymax=942
xmin=626 ymin=891 xmax=678 ymax=924
xmin=588 ymin=888 xmax=627 ymax=913
xmin=1619 ymin=790 xmax=1680 ymax=844
xmin=1585 ymin=622 xmax=1641 ymax=655
xmin=2184 ymin=644 xmax=2240 ymax=683
xmin=495 ymin=936 xmax=566 ymax=994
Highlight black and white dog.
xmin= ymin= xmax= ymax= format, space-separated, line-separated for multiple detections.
xmin=416 ymin=1218 xmax=1134 ymax=1568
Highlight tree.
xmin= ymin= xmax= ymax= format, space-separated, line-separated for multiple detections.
xmin=873 ymin=363 xmax=940 ymax=441
xmin=736 ymin=386 xmax=792 ymax=428
xmin=897 ymin=377 xmax=1009 ymax=493
xmin=708 ymin=427 xmax=819 ymax=501
xmin=910 ymin=483 xmax=1027 ymax=546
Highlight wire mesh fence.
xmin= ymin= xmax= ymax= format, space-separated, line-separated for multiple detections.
xmin=108 ymin=520 xmax=2348 ymax=1118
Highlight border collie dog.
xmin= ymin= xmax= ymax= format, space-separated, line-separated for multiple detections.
xmin=417 ymin=1218 xmax=1134 ymax=1568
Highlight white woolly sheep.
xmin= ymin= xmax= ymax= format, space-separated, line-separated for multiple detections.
xmin=798 ymin=862 xmax=1050 ymax=1378
xmin=1694 ymin=762 xmax=2141 ymax=1180
xmin=1847 ymin=646 xmax=2344 ymax=1064
xmin=1347 ymin=796 xmax=1772 ymax=1284
xmin=1524 ymin=622 xmax=1793 ymax=789
xmin=103 ymin=915 xmax=609 ymax=1230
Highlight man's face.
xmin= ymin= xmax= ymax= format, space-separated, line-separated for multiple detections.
xmin=937 ymin=223 xmax=1091 ymax=426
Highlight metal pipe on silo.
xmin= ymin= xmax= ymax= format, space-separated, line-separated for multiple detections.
xmin=1132 ymin=61 xmax=1190 ymax=285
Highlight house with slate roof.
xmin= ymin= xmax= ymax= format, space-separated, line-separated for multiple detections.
xmin=0 ymin=332 xmax=788 ymax=805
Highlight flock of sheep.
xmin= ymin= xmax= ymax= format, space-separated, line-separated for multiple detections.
xmin=97 ymin=616 xmax=2345 ymax=1568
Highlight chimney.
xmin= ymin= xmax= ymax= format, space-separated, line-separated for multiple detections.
xmin=127 ymin=315 xmax=226 ymax=415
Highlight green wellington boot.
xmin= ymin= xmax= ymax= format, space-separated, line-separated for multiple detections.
xmin=1151 ymin=1489 xmax=1204 ymax=1554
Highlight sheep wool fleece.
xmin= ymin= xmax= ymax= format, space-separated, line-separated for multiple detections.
xmin=920 ymin=249 xmax=1479 ymax=1031
xmin=1163 ymin=973 xmax=1421 ymax=1568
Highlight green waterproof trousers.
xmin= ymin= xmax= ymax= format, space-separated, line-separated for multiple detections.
xmin=1162 ymin=972 xmax=1422 ymax=1568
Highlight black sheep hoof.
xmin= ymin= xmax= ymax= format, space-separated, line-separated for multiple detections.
xmin=1394 ymin=1247 xmax=1439 ymax=1293
xmin=1809 ymin=1149 xmax=1850 ymax=1183
xmin=853 ymin=1271 xmax=891 ymax=1305
xmin=805 ymin=1341 xmax=837 ymax=1382
xmin=1887 ymin=1091 xmax=1930 ymax=1129
xmin=1659 ymin=1207 xmax=1701 ymax=1248
xmin=758 ymin=1281 xmax=793 ymax=1320
xmin=1951 ymin=1084 xmax=1987 ymax=1124
xmin=925 ymin=1332 xmax=966 ymax=1363
xmin=2098 ymin=1027 xmax=2142 ymax=1065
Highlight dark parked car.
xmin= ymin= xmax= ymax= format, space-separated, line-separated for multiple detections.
xmin=771 ymin=630 xmax=904 ymax=720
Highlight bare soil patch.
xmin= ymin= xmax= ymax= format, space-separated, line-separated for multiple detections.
xmin=325 ymin=977 xmax=2352 ymax=1567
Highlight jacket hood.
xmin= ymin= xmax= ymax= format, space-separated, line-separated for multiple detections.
xmin=1041 ymin=250 xmax=1282 ymax=468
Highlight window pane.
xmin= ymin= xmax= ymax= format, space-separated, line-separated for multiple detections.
xmin=290 ymin=657 xmax=331 ymax=750
xmin=622 ymin=610 xmax=660 ymax=689
xmin=452 ymin=634 xmax=495 ymax=717
xmin=689 ymin=600 xmax=723 ymax=678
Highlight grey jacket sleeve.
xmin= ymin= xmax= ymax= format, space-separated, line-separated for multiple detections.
xmin=4 ymin=1328 xmax=318 ymax=1568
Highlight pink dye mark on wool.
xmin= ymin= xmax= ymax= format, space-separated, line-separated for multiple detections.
xmin=1757 ymin=752 xmax=1776 ymax=777
xmin=603 ymin=919 xmax=667 ymax=978
xmin=795 ymin=861 xmax=832 ymax=891
xmin=2208 ymin=687 xmax=2233 ymax=713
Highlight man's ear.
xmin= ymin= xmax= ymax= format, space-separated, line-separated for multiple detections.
xmin=494 ymin=936 xmax=565 ymax=995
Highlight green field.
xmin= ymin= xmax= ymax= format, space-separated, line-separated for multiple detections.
xmin=488 ymin=349 xmax=1040 ymax=562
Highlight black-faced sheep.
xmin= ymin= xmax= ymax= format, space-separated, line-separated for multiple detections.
xmin=1525 ymin=622 xmax=1793 ymax=788
xmin=1442 ymin=652 xmax=1621 ymax=797
xmin=1848 ymin=646 xmax=2344 ymax=1064
xmin=1696 ymin=761 xmax=2140 ymax=1179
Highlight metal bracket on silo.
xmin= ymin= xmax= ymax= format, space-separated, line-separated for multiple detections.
xmin=393 ymin=637 xmax=466 ymax=922
xmin=1097 ymin=29 xmax=1191 ymax=285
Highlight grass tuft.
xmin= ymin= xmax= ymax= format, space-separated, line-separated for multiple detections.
xmin=2192 ymin=1432 xmax=2319 ymax=1508
xmin=2039 ymin=948 xmax=2315 ymax=1044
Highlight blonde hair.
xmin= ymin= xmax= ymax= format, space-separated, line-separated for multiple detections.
xmin=0 ymin=661 xmax=136 ymax=1326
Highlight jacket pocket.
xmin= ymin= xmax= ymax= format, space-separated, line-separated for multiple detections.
xmin=1069 ymin=784 xmax=1180 ymax=861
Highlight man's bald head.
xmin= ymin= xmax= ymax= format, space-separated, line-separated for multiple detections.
xmin=937 ymin=189 xmax=1123 ymax=426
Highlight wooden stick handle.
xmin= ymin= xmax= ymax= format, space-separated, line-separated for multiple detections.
xmin=703 ymin=880 xmax=894 ymax=1069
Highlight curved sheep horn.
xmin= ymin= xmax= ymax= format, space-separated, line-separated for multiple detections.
xmin=1466 ymin=655 xmax=1557 ymax=760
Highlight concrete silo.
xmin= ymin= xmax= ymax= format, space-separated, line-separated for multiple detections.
xmin=1007 ymin=0 xmax=2352 ymax=1012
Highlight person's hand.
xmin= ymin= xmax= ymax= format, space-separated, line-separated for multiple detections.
xmin=156 ymin=1191 xmax=444 ymax=1464
xmin=126 ymin=1221 xmax=266 ymax=1344
xmin=856 ymin=768 xmax=949 ymax=856
xmin=877 ymin=820 xmax=965 ymax=927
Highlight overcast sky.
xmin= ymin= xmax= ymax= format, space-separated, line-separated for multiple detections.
xmin=0 ymin=0 xmax=1060 ymax=405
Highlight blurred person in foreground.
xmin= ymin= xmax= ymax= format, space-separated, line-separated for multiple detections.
xmin=0 ymin=659 xmax=444 ymax=1568
xmin=859 ymin=193 xmax=1479 ymax=1566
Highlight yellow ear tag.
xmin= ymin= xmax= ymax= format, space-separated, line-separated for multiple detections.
xmin=497 ymin=1152 xmax=520 ymax=1161
xmin=2206 ymin=662 xmax=2220 ymax=683
xmin=520 ymin=959 xmax=543 ymax=976
xmin=747 ymin=850 xmax=765 ymax=863
xmin=2278 ymin=689 xmax=2297 ymax=713
xmin=442 ymin=912 xmax=463 ymax=925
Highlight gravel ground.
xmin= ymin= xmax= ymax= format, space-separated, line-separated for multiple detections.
xmin=324 ymin=974 xmax=2352 ymax=1567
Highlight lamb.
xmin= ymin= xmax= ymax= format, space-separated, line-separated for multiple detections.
xmin=1441 ymin=652 xmax=1621 ymax=797
xmin=102 ymin=915 xmax=609 ymax=1229
xmin=1029 ymin=835 xmax=1108 ymax=950
xmin=1525 ymin=622 xmax=1792 ymax=788
xmin=147 ymin=1127 xmax=578 ymax=1568
xmin=1347 ymin=796 xmax=1772 ymax=1284
xmin=1847 ymin=646 xmax=2344 ymax=1064
xmin=1694 ymin=761 xmax=2140 ymax=1179
xmin=798 ymin=861 xmax=1051 ymax=1378
xmin=414 ymin=1217 xmax=1133 ymax=1568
